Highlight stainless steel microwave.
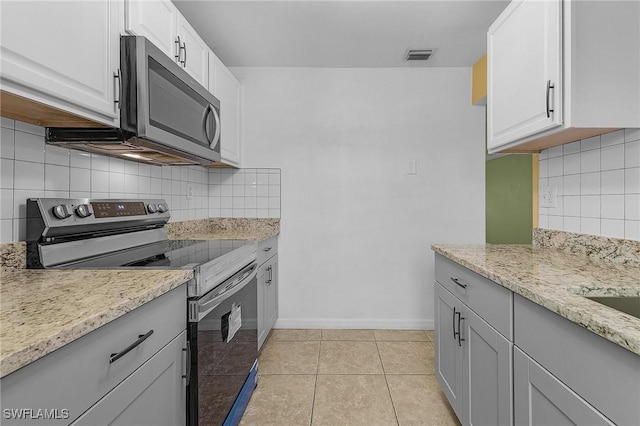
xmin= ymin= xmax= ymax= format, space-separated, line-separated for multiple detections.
xmin=46 ymin=36 xmax=221 ymax=166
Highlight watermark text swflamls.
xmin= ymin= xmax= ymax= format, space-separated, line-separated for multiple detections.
xmin=2 ymin=408 xmax=69 ymax=420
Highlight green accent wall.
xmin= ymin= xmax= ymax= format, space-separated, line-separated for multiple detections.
xmin=486 ymin=154 xmax=533 ymax=244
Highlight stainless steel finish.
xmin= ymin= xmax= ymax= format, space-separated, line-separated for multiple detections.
xmin=157 ymin=203 xmax=168 ymax=213
xmin=45 ymin=36 xmax=221 ymax=166
xmin=188 ymin=263 xmax=257 ymax=322
xmin=211 ymin=106 xmax=221 ymax=150
xmin=180 ymin=42 xmax=187 ymax=67
xmin=187 ymin=242 xmax=257 ymax=297
xmin=109 ymin=329 xmax=154 ymax=364
xmin=147 ymin=204 xmax=157 ymax=213
xmin=38 ymin=228 xmax=167 ymax=268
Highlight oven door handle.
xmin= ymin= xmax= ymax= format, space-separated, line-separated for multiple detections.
xmin=189 ymin=263 xmax=257 ymax=322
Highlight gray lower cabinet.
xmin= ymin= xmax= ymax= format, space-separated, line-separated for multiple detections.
xmin=435 ymin=281 xmax=513 ymax=426
xmin=514 ymin=347 xmax=613 ymax=426
xmin=258 ymin=236 xmax=278 ymax=350
xmin=0 ymin=285 xmax=187 ymax=425
xmin=71 ymin=331 xmax=187 ymax=426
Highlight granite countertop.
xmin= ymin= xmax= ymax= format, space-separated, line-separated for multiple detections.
xmin=0 ymin=268 xmax=193 ymax=378
xmin=431 ymin=244 xmax=640 ymax=356
xmin=166 ymin=217 xmax=280 ymax=241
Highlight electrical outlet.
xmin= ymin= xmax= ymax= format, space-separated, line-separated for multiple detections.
xmin=186 ymin=184 xmax=194 ymax=201
xmin=540 ymin=185 xmax=557 ymax=208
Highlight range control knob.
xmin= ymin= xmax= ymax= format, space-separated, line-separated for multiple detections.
xmin=157 ymin=203 xmax=168 ymax=213
xmin=52 ymin=204 xmax=72 ymax=219
xmin=147 ymin=204 xmax=158 ymax=213
xmin=75 ymin=204 xmax=92 ymax=218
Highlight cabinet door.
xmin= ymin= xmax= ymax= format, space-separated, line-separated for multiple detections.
xmin=463 ymin=307 xmax=512 ymax=426
xmin=125 ymin=0 xmax=178 ymax=60
xmin=257 ymin=262 xmax=268 ymax=350
xmin=513 ymin=347 xmax=614 ymax=426
xmin=487 ymin=0 xmax=562 ymax=151
xmin=71 ymin=331 xmax=187 ymax=426
xmin=434 ymin=282 xmax=464 ymax=421
xmin=1 ymin=0 xmax=121 ymax=126
xmin=265 ymin=255 xmax=279 ymax=331
xmin=176 ymin=14 xmax=209 ymax=89
xmin=211 ymin=53 xmax=242 ymax=167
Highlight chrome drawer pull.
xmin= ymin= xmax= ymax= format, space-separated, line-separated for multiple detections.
xmin=109 ymin=329 xmax=154 ymax=364
xmin=450 ymin=277 xmax=468 ymax=289
xmin=263 ymin=247 xmax=272 ymax=252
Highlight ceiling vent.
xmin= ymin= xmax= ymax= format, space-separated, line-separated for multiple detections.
xmin=405 ymin=49 xmax=434 ymax=61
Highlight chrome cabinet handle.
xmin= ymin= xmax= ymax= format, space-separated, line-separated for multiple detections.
xmin=182 ymin=341 xmax=191 ymax=385
xmin=113 ymin=69 xmax=121 ymax=108
xmin=182 ymin=42 xmax=187 ymax=67
xmin=546 ymin=80 xmax=555 ymax=118
xmin=175 ymin=36 xmax=181 ymax=62
xmin=450 ymin=277 xmax=467 ymax=289
xmin=109 ymin=329 xmax=154 ymax=364
xmin=263 ymin=247 xmax=272 ymax=252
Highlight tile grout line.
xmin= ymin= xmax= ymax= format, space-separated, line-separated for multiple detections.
xmin=377 ymin=340 xmax=400 ymax=426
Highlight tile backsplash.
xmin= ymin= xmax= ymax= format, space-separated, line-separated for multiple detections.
xmin=0 ymin=118 xmax=280 ymax=243
xmin=538 ymin=128 xmax=640 ymax=240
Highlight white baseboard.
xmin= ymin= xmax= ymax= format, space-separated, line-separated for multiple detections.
xmin=274 ymin=318 xmax=434 ymax=330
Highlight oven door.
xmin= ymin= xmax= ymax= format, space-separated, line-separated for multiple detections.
xmin=187 ymin=262 xmax=258 ymax=426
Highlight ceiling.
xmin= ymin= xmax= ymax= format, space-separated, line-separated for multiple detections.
xmin=173 ymin=0 xmax=510 ymax=68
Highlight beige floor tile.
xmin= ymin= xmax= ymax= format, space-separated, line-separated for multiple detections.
xmin=259 ymin=341 xmax=320 ymax=374
xmin=386 ymin=375 xmax=460 ymax=426
xmin=240 ymin=375 xmax=316 ymax=426
xmin=269 ymin=329 xmax=322 ymax=341
xmin=318 ymin=341 xmax=383 ymax=374
xmin=425 ymin=330 xmax=435 ymax=342
xmin=321 ymin=329 xmax=375 ymax=341
xmin=312 ymin=375 xmax=398 ymax=426
xmin=377 ymin=342 xmax=434 ymax=374
xmin=374 ymin=330 xmax=428 ymax=342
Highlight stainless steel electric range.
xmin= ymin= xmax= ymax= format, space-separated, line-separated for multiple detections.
xmin=26 ymin=198 xmax=259 ymax=426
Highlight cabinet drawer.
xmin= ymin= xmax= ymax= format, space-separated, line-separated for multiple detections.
xmin=258 ymin=235 xmax=278 ymax=265
xmin=0 ymin=285 xmax=186 ymax=425
xmin=435 ymin=254 xmax=512 ymax=339
xmin=514 ymin=294 xmax=640 ymax=426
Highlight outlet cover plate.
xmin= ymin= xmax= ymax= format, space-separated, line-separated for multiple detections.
xmin=540 ymin=185 xmax=557 ymax=208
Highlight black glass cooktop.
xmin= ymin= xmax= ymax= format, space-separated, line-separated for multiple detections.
xmin=125 ymin=239 xmax=254 ymax=268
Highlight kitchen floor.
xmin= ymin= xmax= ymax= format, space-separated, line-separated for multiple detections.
xmin=240 ymin=329 xmax=460 ymax=426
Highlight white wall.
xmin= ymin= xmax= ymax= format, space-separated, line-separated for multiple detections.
xmin=233 ymin=67 xmax=486 ymax=329
xmin=538 ymin=129 xmax=640 ymax=240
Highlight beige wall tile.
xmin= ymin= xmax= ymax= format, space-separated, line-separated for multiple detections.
xmin=374 ymin=330 xmax=428 ymax=342
xmin=377 ymin=342 xmax=434 ymax=374
xmin=313 ymin=375 xmax=397 ymax=426
xmin=258 ymin=341 xmax=320 ymax=374
xmin=386 ymin=375 xmax=460 ymax=426
xmin=318 ymin=341 xmax=383 ymax=374
xmin=321 ymin=329 xmax=375 ymax=341
xmin=240 ymin=375 xmax=316 ymax=426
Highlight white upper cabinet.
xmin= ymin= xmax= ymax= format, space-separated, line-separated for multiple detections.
xmin=487 ymin=0 xmax=640 ymax=153
xmin=125 ymin=0 xmax=208 ymax=88
xmin=125 ymin=0 xmax=178 ymax=60
xmin=176 ymin=14 xmax=209 ymax=89
xmin=0 ymin=0 xmax=122 ymax=126
xmin=210 ymin=51 xmax=242 ymax=167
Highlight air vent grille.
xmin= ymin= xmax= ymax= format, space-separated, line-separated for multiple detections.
xmin=405 ymin=49 xmax=433 ymax=61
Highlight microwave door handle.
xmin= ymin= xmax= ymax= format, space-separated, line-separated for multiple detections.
xmin=203 ymin=105 xmax=214 ymax=144
xmin=211 ymin=106 xmax=221 ymax=150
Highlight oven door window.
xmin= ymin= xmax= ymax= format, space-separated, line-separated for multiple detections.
xmin=194 ymin=276 xmax=257 ymax=426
